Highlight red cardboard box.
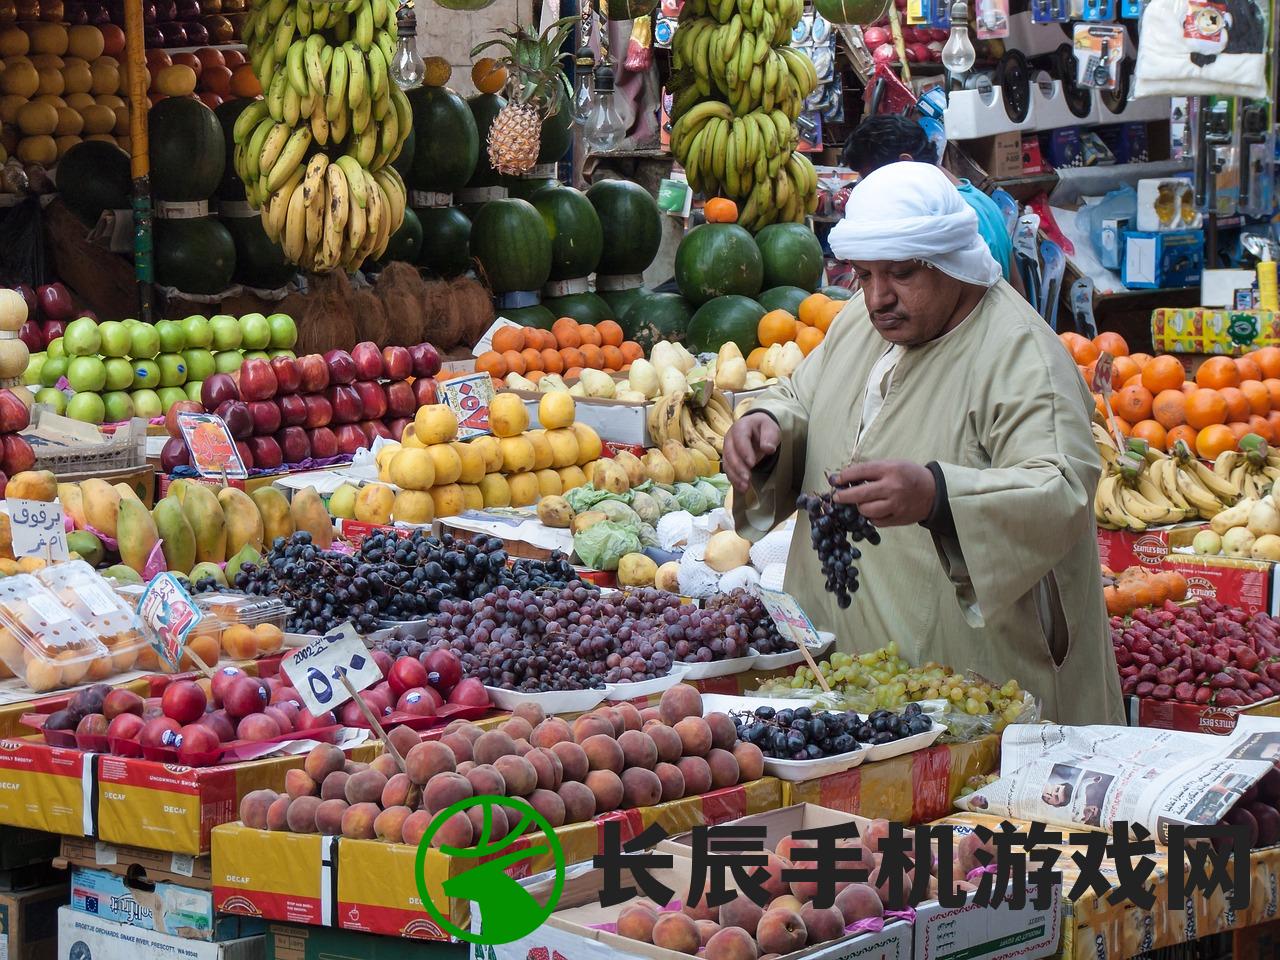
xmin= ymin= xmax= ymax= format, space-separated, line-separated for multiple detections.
xmin=1159 ymin=553 xmax=1275 ymax=616
xmin=0 ymin=739 xmax=92 ymax=836
xmin=1126 ymin=693 xmax=1280 ymax=733
xmin=1097 ymin=524 xmax=1206 ymax=571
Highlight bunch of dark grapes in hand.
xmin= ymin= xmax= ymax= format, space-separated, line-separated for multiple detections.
xmin=733 ymin=702 xmax=931 ymax=760
xmin=797 ymin=485 xmax=880 ymax=608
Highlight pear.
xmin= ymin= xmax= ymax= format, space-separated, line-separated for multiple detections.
xmin=1210 ymin=498 xmax=1257 ymax=536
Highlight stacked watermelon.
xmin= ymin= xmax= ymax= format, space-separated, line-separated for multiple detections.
xmin=407 ymin=84 xmax=479 ymax=277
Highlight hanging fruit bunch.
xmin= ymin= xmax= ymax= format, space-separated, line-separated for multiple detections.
xmin=232 ymin=0 xmax=412 ymax=272
xmin=470 ymin=16 xmax=577 ymax=177
xmin=668 ymin=0 xmax=819 ymax=230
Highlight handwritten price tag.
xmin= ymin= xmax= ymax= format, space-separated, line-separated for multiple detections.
xmin=137 ymin=572 xmax=204 ymax=672
xmin=439 ymin=372 xmax=495 ymax=440
xmin=281 ymin=622 xmax=382 ymax=717
xmin=758 ymin=588 xmax=822 ymax=647
xmin=177 ymin=411 xmax=248 ymax=479
xmin=6 ymin=498 xmax=68 ymax=560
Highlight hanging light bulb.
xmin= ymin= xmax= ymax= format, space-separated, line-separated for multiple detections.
xmin=940 ymin=0 xmax=975 ymax=76
xmin=390 ymin=3 xmax=425 ymax=91
xmin=573 ymin=45 xmax=595 ymax=126
xmin=583 ymin=60 xmax=632 ymax=152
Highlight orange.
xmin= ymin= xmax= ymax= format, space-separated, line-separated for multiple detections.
xmin=1113 ymin=417 xmax=1132 ymax=438
xmin=578 ymin=324 xmax=602 ymax=347
xmin=1152 ymin=389 xmax=1187 ymax=428
xmin=758 ymin=309 xmax=799 ymax=347
xmin=1181 ymin=381 xmax=1197 ymax=394
xmin=1264 ymin=378 xmax=1280 ymax=410
xmin=559 ymin=347 xmax=584 ymax=370
xmin=1228 ymin=421 xmax=1253 ymax=443
xmin=229 ymin=64 xmax=262 ymax=98
xmin=1197 ymin=423 xmax=1237 ymax=459
xmin=563 ymin=366 xmax=583 ymax=380
xmin=1185 ymin=388 xmax=1228 ymax=429
xmin=520 ymin=347 xmax=542 ymax=372
xmin=1241 ymin=379 xmax=1270 ymax=416
xmin=1220 ymin=386 xmax=1249 ymax=422
xmin=491 ymin=326 xmax=524 ymax=354
xmin=1093 ymin=331 xmax=1129 ymax=357
xmin=796 ymin=326 xmax=824 ymax=355
xmin=1112 ymin=356 xmax=1140 ymax=387
xmin=812 ymin=300 xmax=843 ymax=333
xmin=1141 ymin=355 xmax=1185 ymax=394
xmin=501 ymin=349 xmax=525 ymax=375
xmin=471 ymin=58 xmax=508 ymax=94
xmin=1122 ymin=374 xmax=1143 ymax=389
xmin=540 ymin=348 xmax=564 ymax=373
xmin=579 ymin=344 xmax=603 ymax=369
xmin=1129 ymin=353 xmax=1152 ymax=369
xmin=619 ymin=341 xmax=643 ymax=363
xmin=600 ymin=345 xmax=624 ymax=370
xmin=1093 ymin=393 xmax=1105 ymax=418
xmin=202 ymin=65 xmax=232 ymax=96
xmin=1268 ymin=411 xmax=1280 ymax=439
xmin=1196 ymin=356 xmax=1241 ymax=389
xmin=1060 ymin=332 xmax=1100 ymax=365
xmin=596 ymin=320 xmax=624 ymax=347
xmin=747 ymin=347 xmax=767 ymax=370
xmin=1114 ymin=385 xmax=1153 ymax=423
xmin=552 ymin=317 xmax=581 ymax=349
xmin=1248 ymin=414 xmax=1274 ymax=443
xmin=1254 ymin=347 xmax=1280 ymax=379
xmin=475 ymin=350 xmax=506 ymax=378
xmin=1237 ymin=356 xmax=1264 ymax=382
xmin=797 ymin=293 xmax=831 ymax=327
xmin=1130 ymin=420 xmax=1167 ymax=451
xmin=704 ymin=197 xmax=739 ymax=223
xmin=1167 ymin=424 xmax=1198 ymax=451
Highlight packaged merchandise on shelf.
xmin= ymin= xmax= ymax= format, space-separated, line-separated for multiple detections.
xmin=70 ymin=865 xmax=263 ymax=942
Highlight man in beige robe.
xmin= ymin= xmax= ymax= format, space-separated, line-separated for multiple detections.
xmin=726 ymin=162 xmax=1123 ymax=727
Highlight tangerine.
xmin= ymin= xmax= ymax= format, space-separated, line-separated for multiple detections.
xmin=559 ymin=347 xmax=584 ymax=370
xmin=491 ymin=326 xmax=525 ymax=354
xmin=619 ymin=341 xmax=643 ymax=363
xmin=1130 ymin=419 xmax=1167 ymax=450
xmin=1185 ymin=388 xmax=1228 ymax=428
xmin=579 ymin=344 xmax=603 ymax=369
xmin=796 ymin=326 xmax=824 ymax=355
xmin=520 ymin=347 xmax=542 ymax=372
xmin=1093 ymin=331 xmax=1129 ymax=356
xmin=475 ymin=351 xmax=506 ymax=379
xmin=552 ymin=318 xmax=581 ymax=349
xmin=1197 ymin=423 xmax=1237 ymax=459
xmin=578 ymin=324 xmax=602 ymax=347
xmin=501 ymin=349 xmax=526 ymax=376
xmin=540 ymin=348 xmax=563 ymax=373
xmin=812 ymin=300 xmax=843 ymax=332
xmin=797 ymin=293 xmax=831 ymax=327
xmin=600 ymin=345 xmax=624 ymax=370
xmin=1141 ymin=355 xmax=1185 ymax=394
xmin=758 ymin=310 xmax=798 ymax=347
xmin=1114 ymin=385 xmax=1154 ymax=423
xmin=596 ymin=320 xmax=624 ymax=347
xmin=1196 ymin=356 xmax=1241 ymax=389
xmin=1152 ymin=389 xmax=1187 ymax=428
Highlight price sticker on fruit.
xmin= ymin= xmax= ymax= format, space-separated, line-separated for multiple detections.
xmin=176 ymin=411 xmax=248 ymax=480
xmin=5 ymin=498 xmax=67 ymax=561
xmin=282 ymin=621 xmax=383 ymax=716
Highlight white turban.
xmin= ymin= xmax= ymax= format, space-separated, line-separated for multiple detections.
xmin=828 ymin=162 xmax=1002 ymax=288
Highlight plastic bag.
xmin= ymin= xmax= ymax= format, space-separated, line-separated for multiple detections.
xmin=1086 ymin=186 xmax=1136 ymax=271
xmin=673 ymin=482 xmax=710 ymax=515
xmin=650 ymin=487 xmax=680 ymax=515
xmin=595 ymin=499 xmax=642 ymax=529
xmin=693 ymin=478 xmax=724 ymax=508
xmin=630 ymin=490 xmax=661 ymax=525
xmin=564 ymin=484 xmax=632 ymax=513
xmin=572 ymin=520 xmax=641 ymax=571
xmin=719 ymin=565 xmax=761 ymax=593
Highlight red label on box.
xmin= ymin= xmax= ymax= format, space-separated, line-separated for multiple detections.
xmin=1161 ymin=557 xmax=1273 ymax=615
xmin=1098 ymin=525 xmax=1204 ymax=570
xmin=336 ymin=520 xmax=409 ymax=548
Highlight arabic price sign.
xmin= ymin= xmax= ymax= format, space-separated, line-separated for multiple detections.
xmin=758 ymin=588 xmax=823 ymax=648
xmin=5 ymin=499 xmax=68 ymax=560
xmin=281 ymin=622 xmax=382 ymax=717
xmin=177 ymin=411 xmax=248 ymax=479
xmin=438 ymin=372 xmax=495 ymax=440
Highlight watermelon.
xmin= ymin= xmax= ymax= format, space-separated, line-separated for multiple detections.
xmin=369 ymin=207 xmax=424 ymax=268
xmin=537 ymin=75 xmax=574 ymax=165
xmin=757 ymin=286 xmax=810 ymax=315
xmin=501 ymin=303 xmax=556 ymax=329
xmin=214 ymin=98 xmax=251 ymax=200
xmin=675 ymin=223 xmax=764 ymax=305
xmin=598 ymin=286 xmax=649 ymax=322
xmin=416 ymin=206 xmax=472 ymax=277
xmin=823 ymin=285 xmax=854 ymax=300
xmin=155 ymin=217 xmax=236 ymax=295
xmin=532 ymin=186 xmax=603 ymax=282
xmin=148 ymin=96 xmax=225 ymax=201
xmin=685 ymin=295 xmax=765 ymax=355
xmin=465 ymin=93 xmax=506 ymax=189
xmin=586 ymin=179 xmax=662 ymax=279
xmin=756 ymin=222 xmax=824 ymax=291
xmin=621 ymin=292 xmax=692 ymax=353
xmin=391 ymin=123 xmax=416 ymax=180
xmin=543 ymin=292 xmax=613 ymax=325
xmin=507 ymin=177 xmax=557 ymax=201
xmin=409 ymin=86 xmax=479 ymax=193
xmin=223 ymin=214 xmax=295 ymax=290
xmin=57 ymin=140 xmax=130 ymax=224
xmin=470 ymin=198 xmax=552 ymax=294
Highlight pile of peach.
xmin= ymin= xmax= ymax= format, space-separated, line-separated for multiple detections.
xmin=238 ymin=684 xmax=765 ymax=843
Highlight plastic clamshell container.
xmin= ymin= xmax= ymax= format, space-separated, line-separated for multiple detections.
xmin=195 ymin=592 xmax=291 ymax=658
xmin=0 ymin=574 xmax=108 ymax=692
xmin=36 ymin=561 xmax=149 ymax=674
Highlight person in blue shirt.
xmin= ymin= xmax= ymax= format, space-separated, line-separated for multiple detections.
xmin=843 ymin=115 xmax=1025 ymax=298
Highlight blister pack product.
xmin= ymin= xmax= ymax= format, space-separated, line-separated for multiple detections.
xmin=1073 ymin=22 xmax=1126 ymax=88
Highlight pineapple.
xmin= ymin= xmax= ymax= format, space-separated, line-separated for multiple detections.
xmin=472 ymin=17 xmax=577 ymax=176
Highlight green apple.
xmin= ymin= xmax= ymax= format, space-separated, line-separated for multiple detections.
xmin=66 ymin=355 xmax=107 ymax=392
xmin=101 ymin=390 xmax=134 ymax=422
xmin=210 ymin=314 xmax=242 ymax=351
xmin=46 ymin=337 xmax=65 ymax=359
xmin=214 ymin=351 xmax=244 ymax=374
xmin=63 ymin=317 xmax=101 ymax=357
xmin=155 ymin=319 xmax=187 ymax=354
xmin=131 ymin=388 xmax=163 ymax=419
xmin=268 ymin=349 xmax=297 ymax=360
xmin=157 ymin=352 xmax=188 ymax=387
xmin=97 ymin=320 xmax=131 ymax=357
xmin=128 ymin=323 xmax=160 ymax=359
xmin=182 ymin=348 xmax=216 ymax=382
xmin=266 ymin=313 xmax=297 ymax=349
xmin=66 ymin=391 xmax=105 ymax=424
xmin=23 ymin=353 xmax=44 ymax=386
xmin=327 ymin=483 xmax=357 ymax=519
xmin=35 ymin=386 xmax=66 ymax=414
xmin=243 ymin=350 xmax=270 ymax=362
xmin=38 ymin=355 xmax=67 ymax=387
xmin=158 ymin=386 xmax=189 ymax=411
xmin=103 ymin=357 xmax=134 ymax=391
xmin=184 ymin=380 xmax=204 ymax=402
xmin=239 ymin=312 xmax=271 ymax=350
xmin=181 ymin=315 xmax=213 ymax=348
xmin=122 ymin=317 xmax=140 ymax=327
xmin=132 ymin=359 xmax=161 ymax=389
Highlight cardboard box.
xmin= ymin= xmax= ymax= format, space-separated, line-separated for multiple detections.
xmin=1125 ymin=691 xmax=1280 ymax=733
xmin=57 ymin=907 xmax=265 ymax=960
xmin=0 ymin=825 xmax=61 ymax=870
xmin=1096 ymin=523 xmax=1204 ymax=572
xmin=264 ymin=922 xmax=460 ymax=960
xmin=59 ymin=837 xmax=211 ymax=886
xmin=1121 ymin=230 xmax=1205 ymax=289
xmin=0 ymin=739 xmax=94 ymax=836
xmin=973 ymin=131 xmax=1024 ymax=180
xmin=211 ymin=826 xmax=334 ymax=928
xmin=70 ymin=865 xmax=262 ymax=942
xmin=1158 ymin=553 xmax=1275 ymax=616
xmin=0 ymin=883 xmax=65 ymax=960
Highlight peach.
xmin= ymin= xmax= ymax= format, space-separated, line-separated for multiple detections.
xmin=425 ymin=772 xmax=474 ymax=813
xmin=442 ymin=733 xmax=474 ymax=763
xmin=718 ymin=895 xmax=763 ymax=936
xmin=344 ymin=769 xmax=388 ymax=805
xmin=344 ymin=761 xmax=369 ymax=774
xmin=756 ymin=908 xmax=806 ymax=955
xmin=674 ymin=717 xmax=712 ymax=757
xmin=304 ymin=743 xmax=346 ymax=782
xmin=500 ymin=716 xmax=534 ymax=742
xmin=528 ymin=747 xmax=563 ymax=791
xmin=374 ymin=805 xmax=412 ymax=843
xmin=515 ymin=739 xmax=533 ymax=756
xmin=314 ymin=798 xmax=349 ymax=835
xmin=659 ymin=684 xmax=703 ymax=725
xmin=617 ymin=904 xmax=659 ymax=943
xmin=768 ymin=895 xmax=803 ymax=914
xmin=430 ymin=811 xmax=475 ymax=848
xmin=585 ymin=769 xmax=624 ymax=811
xmin=405 ymin=740 xmax=456 ymax=785
xmin=644 ymin=722 xmax=683 ymax=763
xmin=382 ymin=772 xmax=422 ymax=809
xmin=834 ymin=883 xmax=883 ymax=924
xmin=284 ymin=768 xmax=317 ymax=800
xmin=705 ymin=712 xmax=737 ymax=751
xmin=285 ymin=795 xmax=322 ymax=833
xmin=582 ymin=734 xmax=625 ymax=774
xmin=775 ymin=836 xmax=810 ymax=863
xmin=675 ymin=756 xmax=712 ymax=795
xmin=341 ymin=802 xmax=380 ymax=840
xmin=615 ymin=702 xmax=643 ymax=731
xmin=472 ymin=730 xmax=518 ymax=765
xmin=706 ymin=926 xmax=756 ymax=960
xmin=401 ymin=810 xmax=433 ymax=847
xmin=572 ymin=714 xmax=613 ymax=743
xmin=652 ymin=912 xmax=701 ymax=955
xmin=456 ymin=760 xmax=476 ymax=776
xmin=956 ymin=831 xmax=994 ymax=875
xmin=706 ymin=748 xmax=739 ymax=788
xmin=640 ymin=706 xmax=662 ymax=723
xmin=870 ymin=860 xmax=914 ymax=909
xmin=466 ymin=801 xmax=509 ymax=843
xmin=239 ymin=789 xmax=276 ymax=829
xmin=512 ymin=702 xmax=546 ymax=728
xmin=558 ymin=780 xmax=596 ymax=822
xmin=320 ymin=771 xmax=350 ymax=801
xmin=465 ymin=763 xmax=506 ymax=797
xmin=493 ymin=754 xmax=537 ymax=796
xmin=369 ymin=753 xmax=400 ymax=779
xmin=621 ymin=767 xmax=662 ymax=808
xmin=266 ymin=795 xmax=292 ymax=831
xmin=758 ymin=853 xmax=790 ymax=899
xmin=598 ymin=707 xmax=626 ymax=736
xmin=444 ymin=720 xmax=484 ymax=742
xmin=618 ymin=729 xmax=658 ymax=770
xmin=530 ymin=717 xmax=573 ymax=748
xmin=696 ymin=920 xmax=722 ymax=947
xmin=683 ymin=890 xmax=719 ymax=921
xmin=527 ymin=788 xmax=566 ymax=827
xmin=732 ymin=742 xmax=764 ymax=781
xmin=862 ymin=819 xmax=890 ymax=854
xmin=800 ymin=904 xmax=843 ymax=945
xmin=550 ymin=740 xmax=589 ymax=782
xmin=387 ymin=725 xmax=420 ymax=758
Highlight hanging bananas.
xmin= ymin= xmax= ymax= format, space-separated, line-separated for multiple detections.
xmin=236 ymin=0 xmax=410 ymax=271
xmin=668 ymin=0 xmax=818 ymax=230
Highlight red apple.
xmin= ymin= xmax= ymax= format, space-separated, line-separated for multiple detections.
xmin=327 ymin=384 xmax=363 ymax=423
xmin=247 ymin=435 xmax=283 ymax=469
xmin=201 ymin=372 xmax=240 ymax=410
xmin=295 ymin=707 xmax=335 ymax=730
xmin=269 ymin=355 xmax=301 ymax=394
xmin=447 ymin=677 xmax=488 ymax=707
xmin=160 ymin=436 xmax=191 ymax=472
xmin=276 ymin=426 xmax=311 ymax=463
xmin=263 ymin=704 xmax=295 ymax=733
xmin=351 ymin=341 xmax=384 ymax=380
xmin=42 ymin=319 xmax=65 ymax=343
xmin=161 ymin=679 xmax=207 ymax=724
xmin=334 ymin=423 xmax=367 ymax=455
xmin=76 ymin=713 xmax=108 ymax=737
xmin=104 ymin=688 xmax=144 ymax=719
xmin=307 ymin=426 xmax=338 ymax=458
xmin=16 ymin=284 xmax=37 ymax=319
xmin=139 ymin=716 xmax=182 ymax=748
xmin=106 ymin=712 xmax=144 ymax=741
xmin=238 ymin=358 xmax=278 ymax=401
xmin=247 ymin=399 xmax=282 ymax=435
xmin=425 ymin=648 xmax=463 ymax=696
xmin=388 ymin=657 xmax=428 ymax=696
xmin=371 ymin=649 xmax=393 ymax=677
xmin=382 ymin=345 xmax=412 ymax=380
xmin=210 ymin=666 xmax=245 ymax=705
xmin=413 ymin=377 xmax=438 ymax=407
xmin=352 ymin=380 xmax=387 ymax=419
xmin=215 ymin=399 xmax=253 ymax=439
xmin=302 ymin=394 xmax=332 ymax=428
xmin=0 ymin=390 xmax=30 ymax=432
xmin=164 ymin=399 xmax=204 ymax=438
xmin=296 ymin=354 xmax=330 ymax=393
xmin=387 ymin=417 xmax=411 ymax=439
xmin=2 ymin=435 xmax=35 ymax=474
xmin=278 ymin=393 xmax=307 ymax=426
xmin=235 ymin=441 xmax=255 ymax=469
xmin=237 ymin=713 xmax=282 ymax=741
xmin=323 ymin=349 xmax=357 ymax=384
xmin=37 ymin=282 xmax=73 ymax=321
xmin=223 ymin=675 xmax=268 ymax=718
xmin=19 ymin=320 xmax=43 ymax=351
xmin=177 ymin=723 xmax=221 ymax=762
xmin=198 ymin=709 xmax=236 ymax=741
xmin=270 ymin=685 xmax=300 ymax=705
xmin=384 ymin=380 xmax=415 ymax=417
xmin=409 ymin=342 xmax=441 ymax=378
xmin=359 ymin=420 xmax=392 ymax=444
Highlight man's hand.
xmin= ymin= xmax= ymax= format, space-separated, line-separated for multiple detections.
xmin=724 ymin=412 xmax=781 ymax=491
xmin=829 ymin=460 xmax=937 ymax=526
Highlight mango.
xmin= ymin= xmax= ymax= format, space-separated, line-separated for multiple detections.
xmin=153 ymin=496 xmax=196 ymax=574
xmin=101 ymin=564 xmax=142 ymax=584
xmin=251 ymin=487 xmax=295 ymax=548
xmin=114 ymin=482 xmax=140 ymax=502
xmin=217 ymin=487 xmax=264 ymax=556
xmin=189 ymin=560 xmax=227 ymax=587
xmin=6 ymin=469 xmax=56 ymax=501
xmin=225 ymin=543 xmax=261 ymax=583
xmin=80 ymin=478 xmax=121 ymax=537
xmin=0 ymin=514 xmax=13 ymax=560
xmin=167 ymin=478 xmax=191 ymax=502
xmin=66 ymin=530 xmax=103 ymax=566
xmin=181 ymin=482 xmax=226 ymax=564
xmin=58 ymin=483 xmax=86 ymax=527
xmin=117 ymin=497 xmax=159 ymax=575
xmin=290 ymin=487 xmax=334 ymax=548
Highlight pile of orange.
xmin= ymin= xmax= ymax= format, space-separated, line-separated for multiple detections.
xmin=1102 ymin=564 xmax=1188 ymax=618
xmin=475 ymin=318 xmax=643 ymax=384
xmin=749 ymin=293 xmax=842 ymax=367
xmin=1060 ymin=331 xmax=1280 ymax=460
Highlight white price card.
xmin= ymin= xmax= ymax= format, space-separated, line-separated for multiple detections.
xmin=758 ymin=588 xmax=823 ymax=648
xmin=281 ymin=622 xmax=382 ymax=717
xmin=6 ymin=498 xmax=68 ymax=560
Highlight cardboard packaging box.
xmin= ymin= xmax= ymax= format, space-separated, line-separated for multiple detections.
xmin=1125 ymin=692 xmax=1280 ymax=733
xmin=59 ymin=836 xmax=211 ymax=887
xmin=1121 ymin=230 xmax=1205 ymax=289
xmin=973 ymin=131 xmax=1024 ymax=179
xmin=0 ymin=883 xmax=65 ymax=960
xmin=0 ymin=739 xmax=94 ymax=836
xmin=212 ymin=826 xmax=335 ymax=928
xmin=1096 ymin=523 xmax=1204 ymax=572
xmin=57 ymin=907 xmax=265 ymax=960
xmin=0 ymin=826 xmax=61 ymax=871
xmin=70 ymin=865 xmax=264 ymax=942
xmin=1162 ymin=528 xmax=1277 ymax=616
xmin=264 ymin=922 xmax=468 ymax=960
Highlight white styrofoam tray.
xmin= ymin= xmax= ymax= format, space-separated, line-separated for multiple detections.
xmin=601 ymin=662 xmax=691 ymax=701
xmin=483 ymin=684 xmax=607 ymax=715
xmin=671 ymin=649 xmax=760 ymax=680
xmin=750 ymin=631 xmax=835 ymax=670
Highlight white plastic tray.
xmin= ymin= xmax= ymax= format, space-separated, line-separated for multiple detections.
xmin=699 ymin=693 xmax=820 ymax=716
xmin=483 ymin=684 xmax=607 ymax=715
xmin=750 ymin=632 xmax=835 ymax=671
xmin=602 ymin=663 xmax=691 ymax=701
xmin=673 ymin=650 xmax=760 ymax=680
xmin=762 ymin=747 xmax=867 ymax=782
xmin=861 ymin=719 xmax=945 ymax=762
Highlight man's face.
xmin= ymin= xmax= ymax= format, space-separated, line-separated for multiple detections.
xmin=850 ymin=259 xmax=965 ymax=346
xmin=1042 ymin=783 xmax=1069 ymax=806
